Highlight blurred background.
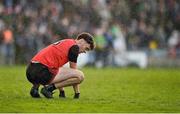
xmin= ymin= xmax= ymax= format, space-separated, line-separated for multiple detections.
xmin=0 ymin=0 xmax=179 ymax=68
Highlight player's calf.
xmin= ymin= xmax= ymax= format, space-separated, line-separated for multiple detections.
xmin=76 ymin=70 xmax=85 ymax=83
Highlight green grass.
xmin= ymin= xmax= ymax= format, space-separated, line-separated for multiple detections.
xmin=0 ymin=66 xmax=180 ymax=112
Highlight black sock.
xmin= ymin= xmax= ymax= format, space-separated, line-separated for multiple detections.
xmin=74 ymin=93 xmax=80 ymax=99
xmin=46 ymin=84 xmax=56 ymax=92
xmin=32 ymin=85 xmax=39 ymax=90
xmin=59 ymin=90 xmax=66 ymax=98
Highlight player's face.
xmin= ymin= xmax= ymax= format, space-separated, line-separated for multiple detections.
xmin=79 ymin=39 xmax=91 ymax=53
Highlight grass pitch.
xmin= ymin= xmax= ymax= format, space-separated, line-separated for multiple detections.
xmin=0 ymin=66 xmax=180 ymax=112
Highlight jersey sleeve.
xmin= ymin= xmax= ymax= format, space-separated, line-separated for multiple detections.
xmin=68 ymin=45 xmax=79 ymax=63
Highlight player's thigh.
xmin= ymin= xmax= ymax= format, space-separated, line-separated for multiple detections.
xmin=51 ymin=67 xmax=84 ymax=84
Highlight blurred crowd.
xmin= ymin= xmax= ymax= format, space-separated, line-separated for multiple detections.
xmin=0 ymin=0 xmax=179 ymax=66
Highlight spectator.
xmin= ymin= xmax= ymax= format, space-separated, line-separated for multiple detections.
xmin=0 ymin=0 xmax=179 ymax=66
xmin=1 ymin=26 xmax=15 ymax=65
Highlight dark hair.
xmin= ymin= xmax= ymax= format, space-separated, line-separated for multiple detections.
xmin=76 ymin=32 xmax=95 ymax=50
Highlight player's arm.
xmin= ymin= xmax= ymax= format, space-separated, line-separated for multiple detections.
xmin=59 ymin=45 xmax=79 ymax=98
xmin=69 ymin=61 xmax=77 ymax=69
xmin=69 ymin=62 xmax=80 ymax=97
xmin=68 ymin=45 xmax=81 ymax=98
xmin=68 ymin=45 xmax=79 ymax=69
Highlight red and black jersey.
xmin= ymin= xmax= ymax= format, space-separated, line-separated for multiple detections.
xmin=31 ymin=39 xmax=79 ymax=75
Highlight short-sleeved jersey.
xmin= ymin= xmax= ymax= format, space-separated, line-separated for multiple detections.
xmin=31 ymin=39 xmax=77 ymax=75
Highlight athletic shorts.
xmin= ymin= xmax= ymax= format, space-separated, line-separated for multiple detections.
xmin=26 ymin=62 xmax=53 ymax=85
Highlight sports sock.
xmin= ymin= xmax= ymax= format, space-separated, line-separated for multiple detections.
xmin=32 ymin=85 xmax=39 ymax=90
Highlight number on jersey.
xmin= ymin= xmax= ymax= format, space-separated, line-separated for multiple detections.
xmin=53 ymin=40 xmax=64 ymax=45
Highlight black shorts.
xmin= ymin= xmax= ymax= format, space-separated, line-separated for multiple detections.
xmin=26 ymin=62 xmax=53 ymax=85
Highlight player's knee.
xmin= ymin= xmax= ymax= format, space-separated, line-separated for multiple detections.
xmin=77 ymin=70 xmax=84 ymax=83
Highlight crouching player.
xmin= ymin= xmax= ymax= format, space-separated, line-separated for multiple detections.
xmin=26 ymin=32 xmax=95 ymax=99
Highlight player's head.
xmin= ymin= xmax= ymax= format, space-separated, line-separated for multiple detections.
xmin=76 ymin=32 xmax=95 ymax=53
xmin=76 ymin=32 xmax=95 ymax=50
